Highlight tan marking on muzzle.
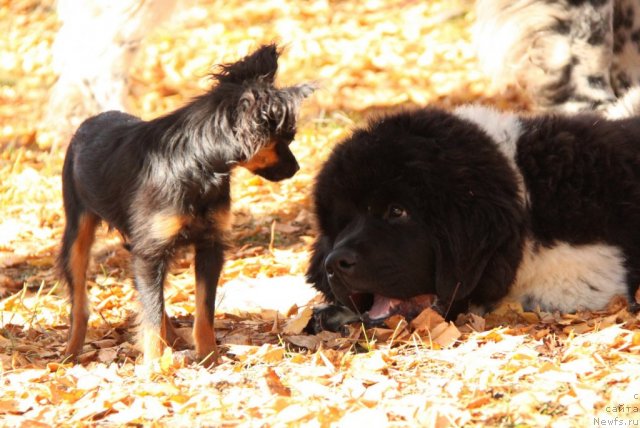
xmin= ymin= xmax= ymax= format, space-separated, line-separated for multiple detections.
xmin=239 ymin=143 xmax=280 ymax=172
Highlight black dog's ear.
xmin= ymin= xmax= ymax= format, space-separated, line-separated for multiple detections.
xmin=213 ymin=44 xmax=280 ymax=84
xmin=432 ymin=198 xmax=522 ymax=308
xmin=305 ymin=235 xmax=335 ymax=302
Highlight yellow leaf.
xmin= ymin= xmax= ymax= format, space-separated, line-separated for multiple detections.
xmin=257 ymin=345 xmax=285 ymax=363
xmin=482 ymin=330 xmax=504 ymax=343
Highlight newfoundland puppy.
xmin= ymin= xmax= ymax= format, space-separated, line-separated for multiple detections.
xmin=306 ymin=105 xmax=640 ymax=331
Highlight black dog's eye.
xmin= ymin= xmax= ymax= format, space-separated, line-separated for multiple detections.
xmin=385 ymin=204 xmax=408 ymax=221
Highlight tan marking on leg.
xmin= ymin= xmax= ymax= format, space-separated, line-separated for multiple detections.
xmin=210 ymin=207 xmax=233 ymax=233
xmin=238 ymin=143 xmax=279 ymax=172
xmin=149 ymin=212 xmax=186 ymax=243
xmin=162 ymin=311 xmax=186 ymax=349
xmin=193 ymin=277 xmax=218 ymax=366
xmin=65 ymin=213 xmax=98 ymax=358
xmin=141 ymin=322 xmax=165 ymax=363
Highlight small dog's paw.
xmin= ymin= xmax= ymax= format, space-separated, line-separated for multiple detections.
xmin=304 ymin=304 xmax=362 ymax=334
xmin=172 ymin=349 xmax=199 ymax=366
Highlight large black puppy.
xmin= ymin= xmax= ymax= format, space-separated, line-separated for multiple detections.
xmin=306 ymin=105 xmax=640 ymax=331
xmin=58 ymin=45 xmax=314 ymax=364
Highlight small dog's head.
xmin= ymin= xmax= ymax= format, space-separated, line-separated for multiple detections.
xmin=212 ymin=44 xmax=315 ymax=181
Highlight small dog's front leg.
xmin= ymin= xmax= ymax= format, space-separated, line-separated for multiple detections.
xmin=132 ymin=254 xmax=169 ymax=364
xmin=194 ymin=243 xmax=224 ymax=365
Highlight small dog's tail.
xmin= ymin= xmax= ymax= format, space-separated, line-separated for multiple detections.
xmin=212 ymin=44 xmax=280 ymax=85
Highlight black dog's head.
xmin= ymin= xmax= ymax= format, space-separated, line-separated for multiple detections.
xmin=209 ymin=44 xmax=315 ymax=181
xmin=306 ymin=108 xmax=526 ymax=324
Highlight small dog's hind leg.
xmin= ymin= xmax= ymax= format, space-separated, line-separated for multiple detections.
xmin=162 ymin=310 xmax=187 ymax=349
xmin=61 ymin=212 xmax=99 ymax=359
xmin=132 ymin=254 xmax=169 ymax=363
xmin=193 ymin=243 xmax=224 ymax=365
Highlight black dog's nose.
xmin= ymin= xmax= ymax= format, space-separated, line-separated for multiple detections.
xmin=325 ymin=248 xmax=358 ymax=277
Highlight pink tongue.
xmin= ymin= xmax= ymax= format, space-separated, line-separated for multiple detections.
xmin=367 ymin=295 xmax=402 ymax=320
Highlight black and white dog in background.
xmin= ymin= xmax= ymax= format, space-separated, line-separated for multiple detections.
xmin=474 ymin=0 xmax=640 ymax=117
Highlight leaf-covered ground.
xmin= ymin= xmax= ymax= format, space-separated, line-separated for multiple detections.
xmin=1 ymin=0 xmax=639 ymax=426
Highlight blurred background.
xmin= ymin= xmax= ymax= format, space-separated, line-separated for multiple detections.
xmin=1 ymin=0 xmax=529 ymax=150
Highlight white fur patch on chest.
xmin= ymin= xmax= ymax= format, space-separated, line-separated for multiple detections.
xmin=453 ymin=105 xmax=528 ymax=204
xmin=503 ymin=240 xmax=628 ymax=312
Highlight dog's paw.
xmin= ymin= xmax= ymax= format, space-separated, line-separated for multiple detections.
xmin=304 ymin=304 xmax=362 ymax=334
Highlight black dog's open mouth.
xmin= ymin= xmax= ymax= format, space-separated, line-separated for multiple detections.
xmin=348 ymin=293 xmax=435 ymax=325
xmin=306 ymin=293 xmax=437 ymax=334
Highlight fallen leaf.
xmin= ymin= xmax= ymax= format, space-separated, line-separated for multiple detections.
xmin=466 ymin=395 xmax=491 ymax=409
xmin=257 ymin=345 xmax=285 ymax=363
xmin=431 ymin=322 xmax=462 ymax=348
xmin=92 ymin=339 xmax=118 ymax=349
xmin=98 ymin=347 xmax=118 ymax=363
xmin=367 ymin=327 xmax=397 ymax=342
xmin=410 ymin=307 xmax=445 ymax=331
xmin=282 ymin=306 xmax=313 ymax=335
xmin=264 ymin=367 xmax=291 ymax=397
xmin=285 ymin=334 xmax=322 ymax=351
xmin=0 ymin=399 xmax=24 ymax=414
xmin=383 ymin=314 xmax=407 ymax=330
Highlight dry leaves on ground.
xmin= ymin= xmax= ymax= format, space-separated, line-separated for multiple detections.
xmin=1 ymin=0 xmax=639 ymax=426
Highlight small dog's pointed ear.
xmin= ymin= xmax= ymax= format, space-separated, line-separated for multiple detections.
xmin=268 ymin=83 xmax=316 ymax=130
xmin=213 ymin=44 xmax=280 ymax=84
xmin=283 ymin=83 xmax=317 ymax=101
xmin=233 ymin=82 xmax=316 ymax=144
xmin=278 ymin=83 xmax=317 ymax=117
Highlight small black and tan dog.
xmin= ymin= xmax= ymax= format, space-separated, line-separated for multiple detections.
xmin=58 ymin=44 xmax=314 ymax=364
